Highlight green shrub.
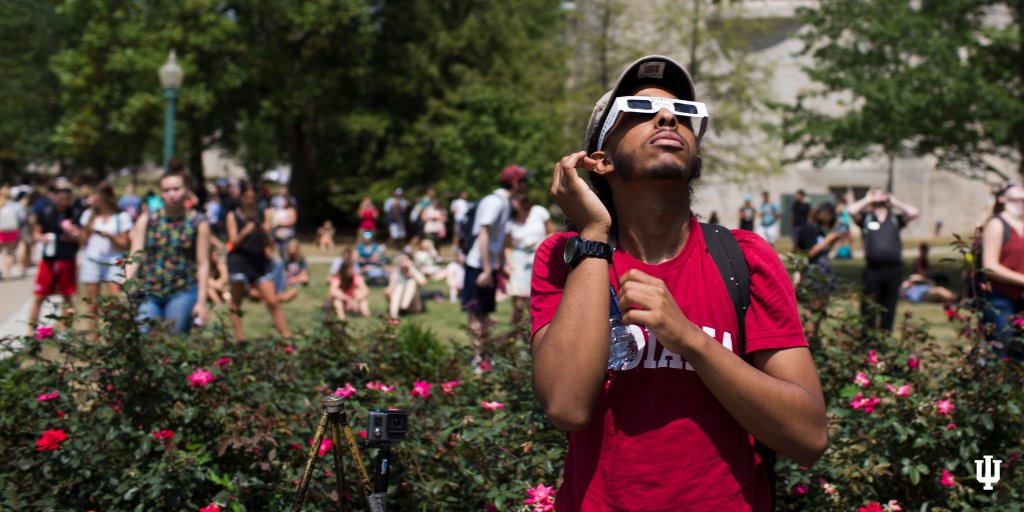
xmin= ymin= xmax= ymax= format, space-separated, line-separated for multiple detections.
xmin=0 ymin=290 xmax=564 ymax=511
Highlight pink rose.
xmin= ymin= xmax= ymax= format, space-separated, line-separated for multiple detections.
xmin=794 ymin=483 xmax=806 ymax=495
xmin=410 ymin=381 xmax=432 ymax=399
xmin=440 ymin=380 xmax=461 ymax=396
xmin=940 ymin=469 xmax=956 ymax=487
xmin=868 ymin=350 xmax=879 ymax=364
xmin=284 ymin=345 xmax=295 ymax=354
xmin=481 ymin=401 xmax=504 ymax=411
xmin=858 ymin=503 xmax=883 ymax=512
xmin=523 ymin=483 xmax=556 ymax=512
xmin=478 ymin=360 xmax=493 ymax=371
xmin=946 ymin=423 xmax=956 ymax=430
xmin=906 ymin=356 xmax=920 ymax=369
xmin=850 ymin=392 xmax=880 ymax=413
xmin=935 ymin=399 xmax=955 ymax=415
xmin=188 ymin=368 xmax=215 ymax=388
xmin=56 ymin=410 xmax=65 ymax=418
xmin=883 ymin=499 xmax=902 ymax=512
xmin=35 ymin=326 xmax=54 ymax=340
xmin=214 ymin=357 xmax=232 ymax=368
xmin=36 ymin=429 xmax=67 ymax=451
xmin=854 ymin=372 xmax=870 ymax=387
xmin=199 ymin=504 xmax=222 ymax=512
xmin=310 ymin=438 xmax=332 ymax=457
xmin=885 ymin=384 xmax=911 ymax=396
xmin=333 ymin=383 xmax=357 ymax=398
xmin=36 ymin=391 xmax=59 ymax=402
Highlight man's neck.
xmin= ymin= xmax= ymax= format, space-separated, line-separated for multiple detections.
xmin=612 ymin=180 xmax=692 ymax=265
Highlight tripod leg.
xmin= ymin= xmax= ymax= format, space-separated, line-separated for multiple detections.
xmin=330 ymin=418 xmax=347 ymax=512
xmin=339 ymin=422 xmax=375 ymax=497
xmin=290 ymin=411 xmax=330 ymax=512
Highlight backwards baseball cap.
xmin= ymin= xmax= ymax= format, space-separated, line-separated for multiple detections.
xmin=583 ymin=55 xmax=704 ymax=154
xmin=500 ymin=164 xmax=531 ymax=187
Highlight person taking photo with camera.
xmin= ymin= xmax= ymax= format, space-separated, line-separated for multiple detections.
xmin=529 ymin=55 xmax=827 ymax=511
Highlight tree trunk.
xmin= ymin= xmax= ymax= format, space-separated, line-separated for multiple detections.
xmin=290 ymin=115 xmax=316 ymax=232
xmin=188 ymin=130 xmax=206 ymax=205
xmin=886 ymin=153 xmax=895 ymax=193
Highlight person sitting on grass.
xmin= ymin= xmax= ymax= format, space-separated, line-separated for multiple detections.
xmin=385 ymin=251 xmax=426 ymax=319
xmin=316 ymin=220 xmax=336 ymax=251
xmin=329 ymin=260 xmax=370 ymax=320
xmin=277 ymin=238 xmax=309 ymax=302
xmin=413 ymin=238 xmax=447 ymax=280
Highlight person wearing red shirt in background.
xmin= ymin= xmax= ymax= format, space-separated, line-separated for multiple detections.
xmin=530 ymin=55 xmax=827 ymax=511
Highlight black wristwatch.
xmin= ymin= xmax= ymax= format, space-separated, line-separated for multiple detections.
xmin=563 ymin=235 xmax=613 ymax=267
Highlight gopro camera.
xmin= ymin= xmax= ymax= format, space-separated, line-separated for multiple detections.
xmin=367 ymin=408 xmax=408 ymax=443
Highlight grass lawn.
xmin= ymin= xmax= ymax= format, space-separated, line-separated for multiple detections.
xmin=225 ymin=260 xmax=515 ymax=347
xmin=56 ymin=240 xmax=968 ymax=351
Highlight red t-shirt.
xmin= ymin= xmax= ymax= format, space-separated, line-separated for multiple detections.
xmin=530 ymin=218 xmax=807 ymax=512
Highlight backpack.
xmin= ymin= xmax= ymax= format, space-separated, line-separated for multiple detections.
xmin=700 ymin=222 xmax=778 ymax=512
xmin=457 ymin=193 xmax=504 ymax=256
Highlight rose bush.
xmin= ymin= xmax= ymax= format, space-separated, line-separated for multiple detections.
xmin=0 ymin=286 xmax=564 ymax=511
xmin=1 ymin=249 xmax=1022 ymax=510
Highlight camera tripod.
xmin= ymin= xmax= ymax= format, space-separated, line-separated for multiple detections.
xmin=290 ymin=395 xmax=396 ymax=512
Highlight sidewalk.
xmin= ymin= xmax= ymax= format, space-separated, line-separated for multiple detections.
xmin=0 ymin=266 xmax=67 ymax=357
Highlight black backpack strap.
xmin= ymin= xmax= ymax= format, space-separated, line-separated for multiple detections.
xmin=699 ymin=222 xmax=776 ymax=512
xmin=700 ymin=223 xmax=750 ymax=355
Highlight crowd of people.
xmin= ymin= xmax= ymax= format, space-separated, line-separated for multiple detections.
xmin=5 ymin=157 xmax=556 ymax=341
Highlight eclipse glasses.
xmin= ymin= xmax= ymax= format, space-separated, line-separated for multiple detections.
xmin=597 ymin=96 xmax=709 ymax=151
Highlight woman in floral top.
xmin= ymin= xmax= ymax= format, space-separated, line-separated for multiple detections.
xmin=125 ymin=169 xmax=211 ymax=334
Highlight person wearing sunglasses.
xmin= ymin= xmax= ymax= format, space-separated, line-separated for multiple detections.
xmin=847 ymin=187 xmax=920 ymax=333
xmin=529 ymin=55 xmax=826 ymax=511
xmin=979 ymin=183 xmax=1024 ymax=360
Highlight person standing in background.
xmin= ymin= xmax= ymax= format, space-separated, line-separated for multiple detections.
xmin=738 ymin=194 xmax=755 ymax=231
xmin=28 ymin=177 xmax=81 ymax=334
xmin=848 ymin=188 xmax=919 ymax=332
xmin=450 ymin=190 xmax=470 ymax=254
xmin=757 ymin=191 xmax=780 ymax=246
xmin=979 ymin=183 xmax=1024 ymax=360
xmin=78 ymin=182 xmax=133 ymax=334
xmin=0 ymin=185 xmax=24 ymax=280
xmin=383 ymin=188 xmax=408 ymax=249
xmin=505 ymin=190 xmax=553 ymax=326
xmin=791 ymin=189 xmax=810 ymax=244
xmin=126 ymin=170 xmax=211 ymax=335
xmin=357 ymin=197 xmax=378 ymax=235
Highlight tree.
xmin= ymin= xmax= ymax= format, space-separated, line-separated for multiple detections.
xmin=0 ymin=0 xmax=68 ymax=177
xmin=782 ymin=0 xmax=1024 ymax=186
xmin=50 ymin=0 xmax=247 ymax=185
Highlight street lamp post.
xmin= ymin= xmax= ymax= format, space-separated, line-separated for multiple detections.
xmin=158 ymin=49 xmax=184 ymax=170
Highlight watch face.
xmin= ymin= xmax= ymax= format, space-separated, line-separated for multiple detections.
xmin=563 ymin=236 xmax=578 ymax=265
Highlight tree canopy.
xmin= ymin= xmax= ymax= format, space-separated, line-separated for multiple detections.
xmin=782 ymin=0 xmax=1024 ymax=184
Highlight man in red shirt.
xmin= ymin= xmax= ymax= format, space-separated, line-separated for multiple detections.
xmin=529 ymin=55 xmax=828 ymax=511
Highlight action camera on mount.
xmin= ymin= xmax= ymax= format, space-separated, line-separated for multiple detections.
xmin=367 ymin=408 xmax=408 ymax=443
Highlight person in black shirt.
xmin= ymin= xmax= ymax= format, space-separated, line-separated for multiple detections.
xmin=738 ymin=194 xmax=755 ymax=231
xmin=790 ymin=189 xmax=810 ymax=243
xmin=848 ymin=188 xmax=920 ymax=332
xmin=28 ymin=177 xmax=82 ymax=334
xmin=795 ymin=202 xmax=845 ymax=331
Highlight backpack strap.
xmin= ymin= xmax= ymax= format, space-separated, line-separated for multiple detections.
xmin=700 ymin=223 xmax=750 ymax=355
xmin=699 ymin=222 xmax=776 ymax=512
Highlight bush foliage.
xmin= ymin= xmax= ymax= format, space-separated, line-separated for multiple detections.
xmin=2 ymin=259 xmax=1023 ymax=511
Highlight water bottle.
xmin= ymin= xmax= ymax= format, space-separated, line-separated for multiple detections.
xmin=607 ymin=286 xmax=640 ymax=371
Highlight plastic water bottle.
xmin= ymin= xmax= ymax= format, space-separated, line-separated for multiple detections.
xmin=607 ymin=286 xmax=639 ymax=371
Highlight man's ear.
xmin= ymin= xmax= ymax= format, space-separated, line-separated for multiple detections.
xmin=590 ymin=151 xmax=614 ymax=176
